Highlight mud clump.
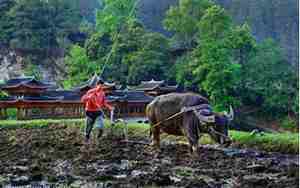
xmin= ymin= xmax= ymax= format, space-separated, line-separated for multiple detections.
xmin=0 ymin=125 xmax=298 ymax=187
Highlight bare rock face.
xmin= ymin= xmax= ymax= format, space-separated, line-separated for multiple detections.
xmin=0 ymin=47 xmax=65 ymax=83
xmin=0 ymin=48 xmax=24 ymax=81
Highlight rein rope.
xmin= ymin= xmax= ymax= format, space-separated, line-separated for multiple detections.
xmin=208 ymin=127 xmax=231 ymax=141
xmin=105 ymin=103 xmax=231 ymax=142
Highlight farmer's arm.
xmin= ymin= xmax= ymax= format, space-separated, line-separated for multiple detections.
xmin=81 ymin=88 xmax=97 ymax=103
xmin=103 ymin=98 xmax=113 ymax=111
xmin=86 ymin=88 xmax=97 ymax=95
xmin=81 ymin=93 xmax=90 ymax=103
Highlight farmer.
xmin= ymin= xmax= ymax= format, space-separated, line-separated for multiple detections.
xmin=81 ymin=79 xmax=114 ymax=142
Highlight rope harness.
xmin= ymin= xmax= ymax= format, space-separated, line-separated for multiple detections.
xmin=146 ymin=104 xmax=231 ymax=141
xmin=105 ymin=103 xmax=231 ymax=143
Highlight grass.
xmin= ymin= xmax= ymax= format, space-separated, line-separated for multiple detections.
xmin=0 ymin=119 xmax=84 ymax=129
xmin=0 ymin=119 xmax=298 ymax=154
xmin=230 ymin=130 xmax=299 ymax=154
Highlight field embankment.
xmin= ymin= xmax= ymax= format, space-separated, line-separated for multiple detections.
xmin=0 ymin=119 xmax=298 ymax=154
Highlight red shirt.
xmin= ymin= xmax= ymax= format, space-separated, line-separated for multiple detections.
xmin=81 ymin=86 xmax=113 ymax=112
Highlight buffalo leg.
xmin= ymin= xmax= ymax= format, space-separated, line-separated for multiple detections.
xmin=183 ymin=115 xmax=199 ymax=154
xmin=150 ymin=125 xmax=160 ymax=149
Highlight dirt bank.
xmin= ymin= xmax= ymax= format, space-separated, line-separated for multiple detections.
xmin=0 ymin=125 xmax=298 ymax=187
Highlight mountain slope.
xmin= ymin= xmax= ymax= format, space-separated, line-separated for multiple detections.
xmin=136 ymin=0 xmax=298 ymax=64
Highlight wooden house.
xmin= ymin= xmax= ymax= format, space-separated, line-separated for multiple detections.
xmin=0 ymin=75 xmax=154 ymax=120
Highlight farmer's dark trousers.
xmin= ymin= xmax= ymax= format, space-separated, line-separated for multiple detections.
xmin=85 ymin=111 xmax=104 ymax=140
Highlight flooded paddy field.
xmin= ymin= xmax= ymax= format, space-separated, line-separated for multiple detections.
xmin=0 ymin=125 xmax=298 ymax=188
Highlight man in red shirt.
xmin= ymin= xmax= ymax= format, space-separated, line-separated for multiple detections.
xmin=81 ymin=79 xmax=114 ymax=142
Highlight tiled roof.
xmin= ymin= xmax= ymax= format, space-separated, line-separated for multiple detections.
xmin=43 ymin=90 xmax=81 ymax=101
xmin=135 ymin=79 xmax=178 ymax=91
xmin=141 ymin=79 xmax=165 ymax=85
xmin=135 ymin=79 xmax=165 ymax=90
xmin=0 ymin=96 xmax=61 ymax=102
xmin=21 ymin=96 xmax=62 ymax=101
xmin=151 ymin=85 xmax=178 ymax=91
xmin=108 ymin=90 xmax=154 ymax=103
xmin=73 ymin=74 xmax=116 ymax=92
xmin=0 ymin=96 xmax=16 ymax=102
xmin=0 ymin=77 xmax=51 ymax=89
xmin=43 ymin=89 xmax=153 ymax=103
xmin=125 ymin=91 xmax=154 ymax=102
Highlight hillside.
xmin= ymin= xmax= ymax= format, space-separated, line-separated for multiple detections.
xmin=137 ymin=0 xmax=299 ymax=65
xmin=0 ymin=0 xmax=298 ymax=82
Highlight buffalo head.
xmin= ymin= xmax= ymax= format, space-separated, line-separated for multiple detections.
xmin=197 ymin=106 xmax=234 ymax=146
xmin=211 ymin=106 xmax=234 ymax=145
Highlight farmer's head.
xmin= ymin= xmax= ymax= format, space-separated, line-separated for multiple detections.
xmin=97 ymin=78 xmax=104 ymax=86
xmin=96 ymin=79 xmax=105 ymax=91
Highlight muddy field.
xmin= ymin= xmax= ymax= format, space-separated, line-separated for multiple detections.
xmin=0 ymin=125 xmax=298 ymax=188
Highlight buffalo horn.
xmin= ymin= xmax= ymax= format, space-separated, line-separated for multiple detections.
xmin=224 ymin=105 xmax=234 ymax=121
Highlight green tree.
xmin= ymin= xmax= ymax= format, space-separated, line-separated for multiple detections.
xmin=24 ymin=59 xmax=42 ymax=81
xmin=0 ymin=0 xmax=16 ymax=44
xmin=227 ymin=23 xmax=257 ymax=100
xmin=244 ymin=39 xmax=298 ymax=116
xmin=8 ymin=0 xmax=81 ymax=50
xmin=198 ymin=5 xmax=232 ymax=41
xmin=172 ymin=53 xmax=197 ymax=90
xmin=126 ymin=32 xmax=170 ymax=85
xmin=164 ymin=0 xmax=213 ymax=47
xmin=90 ymin=0 xmax=140 ymax=84
xmin=99 ymin=21 xmax=146 ymax=84
xmin=193 ymin=5 xmax=241 ymax=110
xmin=228 ymin=23 xmax=256 ymax=65
xmin=96 ymin=0 xmax=137 ymax=34
xmin=85 ymin=32 xmax=113 ymax=60
xmin=63 ymin=45 xmax=98 ymax=88
xmin=0 ymin=91 xmax=8 ymax=100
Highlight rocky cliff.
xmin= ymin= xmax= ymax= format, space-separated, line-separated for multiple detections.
xmin=0 ymin=46 xmax=66 ymax=83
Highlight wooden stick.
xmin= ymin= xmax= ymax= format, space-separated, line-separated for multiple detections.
xmin=151 ymin=110 xmax=185 ymax=128
xmin=120 ymin=140 xmax=150 ymax=145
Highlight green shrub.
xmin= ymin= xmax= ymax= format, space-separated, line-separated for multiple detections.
xmin=7 ymin=108 xmax=17 ymax=119
xmin=230 ymin=131 xmax=299 ymax=154
xmin=280 ymin=117 xmax=298 ymax=131
xmin=0 ymin=91 xmax=8 ymax=99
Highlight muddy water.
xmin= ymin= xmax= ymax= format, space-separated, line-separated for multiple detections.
xmin=0 ymin=125 xmax=298 ymax=188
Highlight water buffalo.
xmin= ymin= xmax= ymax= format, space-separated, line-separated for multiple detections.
xmin=146 ymin=93 xmax=233 ymax=153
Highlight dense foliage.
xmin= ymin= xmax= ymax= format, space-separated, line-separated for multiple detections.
xmin=0 ymin=91 xmax=8 ymax=100
xmin=193 ymin=5 xmax=241 ymax=109
xmin=163 ymin=0 xmax=213 ymax=48
xmin=163 ymin=0 xmax=298 ymax=116
xmin=63 ymin=45 xmax=98 ymax=88
xmin=0 ymin=0 xmax=15 ymax=44
xmin=0 ymin=0 xmax=82 ymax=52
xmin=243 ymin=39 xmax=298 ymax=115
xmin=64 ymin=0 xmax=172 ymax=86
